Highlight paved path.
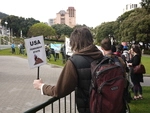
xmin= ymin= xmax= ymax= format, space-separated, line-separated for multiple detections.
xmin=0 ymin=56 xmax=64 ymax=113
xmin=0 ymin=56 xmax=149 ymax=113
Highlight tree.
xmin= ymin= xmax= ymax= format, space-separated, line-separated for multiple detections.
xmin=22 ymin=18 xmax=40 ymax=37
xmin=27 ymin=23 xmax=55 ymax=38
xmin=51 ymin=24 xmax=73 ymax=39
xmin=116 ymin=10 xmax=135 ymax=42
xmin=1 ymin=15 xmax=20 ymax=36
xmin=140 ymin=0 xmax=150 ymax=13
xmin=136 ymin=14 xmax=150 ymax=49
xmin=118 ymin=8 xmax=150 ymax=45
xmin=0 ymin=12 xmax=9 ymax=19
xmin=1 ymin=15 xmax=40 ymax=37
xmin=95 ymin=21 xmax=116 ymax=44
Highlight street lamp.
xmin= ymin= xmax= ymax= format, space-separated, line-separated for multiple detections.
xmin=109 ymin=34 xmax=114 ymax=45
xmin=5 ymin=21 xmax=8 ymax=30
xmin=4 ymin=21 xmax=10 ymax=44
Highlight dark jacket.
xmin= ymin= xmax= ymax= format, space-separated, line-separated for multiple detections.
xmin=70 ymin=55 xmax=93 ymax=113
xmin=129 ymin=55 xmax=143 ymax=83
xmin=42 ymin=44 xmax=103 ymax=112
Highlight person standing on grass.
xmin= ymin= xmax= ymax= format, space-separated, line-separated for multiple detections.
xmin=11 ymin=42 xmax=15 ymax=54
xmin=33 ymin=27 xmax=103 ymax=113
xmin=127 ymin=44 xmax=144 ymax=100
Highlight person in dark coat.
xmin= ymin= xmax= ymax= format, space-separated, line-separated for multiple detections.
xmin=33 ymin=27 xmax=103 ymax=113
xmin=127 ymin=44 xmax=143 ymax=100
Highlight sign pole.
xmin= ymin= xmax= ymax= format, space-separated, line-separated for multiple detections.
xmin=37 ymin=66 xmax=40 ymax=79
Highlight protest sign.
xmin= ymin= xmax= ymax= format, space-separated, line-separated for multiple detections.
xmin=25 ymin=36 xmax=47 ymax=69
xmin=50 ymin=43 xmax=62 ymax=53
xmin=65 ymin=37 xmax=73 ymax=56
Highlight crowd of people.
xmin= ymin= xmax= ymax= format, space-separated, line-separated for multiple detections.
xmin=112 ymin=43 xmax=144 ymax=100
xmin=10 ymin=42 xmax=25 ymax=55
xmin=45 ymin=44 xmax=67 ymax=63
xmin=33 ymin=27 xmax=144 ymax=113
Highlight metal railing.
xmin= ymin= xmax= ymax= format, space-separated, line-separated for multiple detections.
xmin=24 ymin=91 xmax=78 ymax=113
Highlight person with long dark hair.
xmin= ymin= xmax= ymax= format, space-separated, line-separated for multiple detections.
xmin=33 ymin=27 xmax=103 ymax=113
xmin=127 ymin=44 xmax=144 ymax=100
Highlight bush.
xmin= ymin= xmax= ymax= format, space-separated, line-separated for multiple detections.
xmin=144 ymin=49 xmax=150 ymax=55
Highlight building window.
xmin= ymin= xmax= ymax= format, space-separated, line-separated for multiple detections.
xmin=132 ymin=4 xmax=134 ymax=8
xmin=61 ymin=18 xmax=65 ymax=24
xmin=126 ymin=5 xmax=128 ymax=10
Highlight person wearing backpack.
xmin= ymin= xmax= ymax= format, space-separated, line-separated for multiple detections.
xmin=100 ymin=39 xmax=126 ymax=71
xmin=95 ymin=38 xmax=129 ymax=113
xmin=33 ymin=27 xmax=103 ymax=113
xmin=113 ymin=44 xmax=133 ymax=103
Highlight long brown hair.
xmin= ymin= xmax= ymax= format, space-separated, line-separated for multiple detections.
xmin=70 ymin=27 xmax=93 ymax=51
xmin=132 ymin=44 xmax=141 ymax=57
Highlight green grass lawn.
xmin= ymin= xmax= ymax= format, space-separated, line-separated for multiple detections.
xmin=129 ymin=86 xmax=150 ymax=113
xmin=0 ymin=48 xmax=149 ymax=74
xmin=141 ymin=55 xmax=150 ymax=75
xmin=0 ymin=48 xmax=65 ymax=66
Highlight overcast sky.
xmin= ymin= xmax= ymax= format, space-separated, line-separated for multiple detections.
xmin=0 ymin=0 xmax=141 ymax=27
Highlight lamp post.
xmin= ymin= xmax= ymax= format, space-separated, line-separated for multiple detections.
xmin=109 ymin=34 xmax=114 ymax=45
xmin=4 ymin=21 xmax=10 ymax=44
xmin=4 ymin=21 xmax=8 ymax=31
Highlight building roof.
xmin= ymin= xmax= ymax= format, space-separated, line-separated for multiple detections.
xmin=59 ymin=10 xmax=66 ymax=16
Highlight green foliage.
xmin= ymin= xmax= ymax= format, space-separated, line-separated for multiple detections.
xmin=73 ymin=24 xmax=87 ymax=29
xmin=51 ymin=24 xmax=73 ymax=38
xmin=144 ymin=49 xmax=150 ymax=54
xmin=95 ymin=21 xmax=116 ymax=44
xmin=0 ymin=12 xmax=9 ymax=19
xmin=59 ymin=34 xmax=66 ymax=41
xmin=119 ymin=8 xmax=150 ymax=44
xmin=1 ymin=15 xmax=40 ymax=37
xmin=13 ymin=37 xmax=24 ymax=44
xmin=27 ymin=23 xmax=56 ymax=37
xmin=95 ymin=8 xmax=150 ymax=50
xmin=140 ymin=0 xmax=150 ymax=13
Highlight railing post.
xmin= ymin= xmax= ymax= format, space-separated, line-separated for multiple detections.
xmin=64 ymin=97 xmax=66 ymax=113
xmin=75 ymin=93 xmax=76 ymax=113
xmin=24 ymin=92 xmax=77 ymax=113
xmin=51 ymin=103 xmax=53 ymax=113
xmin=70 ymin=94 xmax=72 ymax=113
xmin=59 ymin=99 xmax=60 ymax=113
